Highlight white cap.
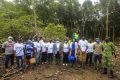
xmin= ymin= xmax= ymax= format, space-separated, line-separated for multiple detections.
xmin=8 ymin=36 xmax=13 ymax=39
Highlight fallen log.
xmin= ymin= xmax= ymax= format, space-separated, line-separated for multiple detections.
xmin=1 ymin=68 xmax=23 ymax=78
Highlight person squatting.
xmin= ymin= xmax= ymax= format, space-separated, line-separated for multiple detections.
xmin=1 ymin=36 xmax=116 ymax=78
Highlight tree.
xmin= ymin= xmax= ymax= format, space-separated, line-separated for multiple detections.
xmin=44 ymin=23 xmax=66 ymax=40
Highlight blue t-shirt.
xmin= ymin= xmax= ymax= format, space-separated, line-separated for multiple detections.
xmin=25 ymin=43 xmax=34 ymax=55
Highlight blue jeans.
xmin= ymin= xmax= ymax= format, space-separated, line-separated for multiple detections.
xmin=5 ymin=54 xmax=14 ymax=69
xmin=16 ymin=56 xmax=24 ymax=68
xmin=36 ymin=52 xmax=40 ymax=64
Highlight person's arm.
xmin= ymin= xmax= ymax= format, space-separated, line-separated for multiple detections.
xmin=111 ymin=43 xmax=116 ymax=58
xmin=1 ymin=42 xmax=7 ymax=53
xmin=13 ymin=44 xmax=16 ymax=56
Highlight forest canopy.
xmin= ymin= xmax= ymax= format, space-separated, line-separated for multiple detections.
xmin=0 ymin=0 xmax=120 ymax=42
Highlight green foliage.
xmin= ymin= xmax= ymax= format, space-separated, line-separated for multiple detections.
xmin=44 ymin=23 xmax=66 ymax=40
xmin=0 ymin=0 xmax=120 ymax=42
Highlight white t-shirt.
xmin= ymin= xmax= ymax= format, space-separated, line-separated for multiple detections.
xmin=33 ymin=41 xmax=38 ymax=48
xmin=63 ymin=43 xmax=69 ymax=53
xmin=41 ymin=42 xmax=47 ymax=52
xmin=14 ymin=43 xmax=24 ymax=56
xmin=47 ymin=42 xmax=54 ymax=53
xmin=87 ymin=43 xmax=94 ymax=53
xmin=39 ymin=40 xmax=43 ymax=45
xmin=36 ymin=42 xmax=41 ymax=52
xmin=79 ymin=40 xmax=88 ymax=52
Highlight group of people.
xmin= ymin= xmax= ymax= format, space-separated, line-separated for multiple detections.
xmin=1 ymin=36 xmax=116 ymax=78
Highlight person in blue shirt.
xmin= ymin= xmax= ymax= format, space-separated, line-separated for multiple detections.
xmin=25 ymin=40 xmax=35 ymax=66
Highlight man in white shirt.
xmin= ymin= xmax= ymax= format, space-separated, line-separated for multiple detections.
xmin=79 ymin=37 xmax=88 ymax=68
xmin=14 ymin=39 xmax=25 ymax=68
xmin=47 ymin=40 xmax=54 ymax=64
xmin=41 ymin=39 xmax=47 ymax=64
xmin=63 ymin=40 xmax=69 ymax=66
xmin=86 ymin=39 xmax=94 ymax=66
xmin=53 ymin=40 xmax=62 ymax=65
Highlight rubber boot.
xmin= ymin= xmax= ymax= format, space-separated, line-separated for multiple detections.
xmin=102 ymin=68 xmax=107 ymax=74
xmin=109 ymin=70 xmax=114 ymax=78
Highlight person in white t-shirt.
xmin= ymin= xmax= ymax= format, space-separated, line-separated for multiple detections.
xmin=47 ymin=40 xmax=54 ymax=64
xmin=79 ymin=37 xmax=88 ymax=68
xmin=86 ymin=39 xmax=94 ymax=66
xmin=14 ymin=39 xmax=25 ymax=68
xmin=63 ymin=40 xmax=69 ymax=66
xmin=41 ymin=39 xmax=47 ymax=64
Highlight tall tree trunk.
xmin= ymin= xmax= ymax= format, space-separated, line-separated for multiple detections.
xmin=113 ymin=26 xmax=115 ymax=43
xmin=32 ymin=0 xmax=37 ymax=27
xmin=106 ymin=0 xmax=110 ymax=38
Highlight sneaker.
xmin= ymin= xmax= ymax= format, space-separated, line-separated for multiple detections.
xmin=63 ymin=64 xmax=65 ymax=66
xmin=66 ymin=64 xmax=68 ymax=66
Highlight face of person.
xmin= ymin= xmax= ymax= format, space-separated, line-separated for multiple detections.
xmin=8 ymin=38 xmax=12 ymax=42
xmin=96 ymin=40 xmax=100 ymax=43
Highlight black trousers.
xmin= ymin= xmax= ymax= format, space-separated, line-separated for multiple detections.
xmin=86 ymin=52 xmax=93 ymax=65
xmin=5 ymin=54 xmax=14 ymax=69
xmin=63 ymin=52 xmax=69 ymax=64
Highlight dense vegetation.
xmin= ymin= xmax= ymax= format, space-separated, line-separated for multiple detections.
xmin=0 ymin=0 xmax=120 ymax=42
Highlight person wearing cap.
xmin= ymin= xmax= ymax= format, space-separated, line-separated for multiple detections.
xmin=101 ymin=37 xmax=116 ymax=78
xmin=79 ymin=37 xmax=88 ymax=68
xmin=93 ymin=38 xmax=103 ymax=70
xmin=2 ymin=36 xmax=15 ymax=72
xmin=63 ymin=40 xmax=69 ymax=66
xmin=14 ymin=38 xmax=25 ymax=68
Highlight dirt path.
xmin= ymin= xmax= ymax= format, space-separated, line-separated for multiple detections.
xmin=4 ymin=64 xmax=117 ymax=80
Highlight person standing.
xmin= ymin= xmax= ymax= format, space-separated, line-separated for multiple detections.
xmin=53 ymin=40 xmax=62 ymax=65
xmin=47 ymin=40 xmax=54 ymax=64
xmin=79 ymin=37 xmax=88 ymax=68
xmin=102 ymin=37 xmax=116 ymax=78
xmin=41 ymin=40 xmax=47 ymax=64
xmin=14 ymin=39 xmax=25 ymax=68
xmin=2 ymin=36 xmax=15 ymax=72
xmin=25 ymin=40 xmax=35 ymax=66
xmin=35 ymin=40 xmax=42 ymax=65
xmin=69 ymin=39 xmax=78 ymax=67
xmin=93 ymin=38 xmax=103 ymax=70
xmin=86 ymin=39 xmax=94 ymax=66
xmin=63 ymin=40 xmax=69 ymax=66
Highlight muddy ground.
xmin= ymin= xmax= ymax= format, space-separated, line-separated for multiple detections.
xmin=1 ymin=64 xmax=117 ymax=80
